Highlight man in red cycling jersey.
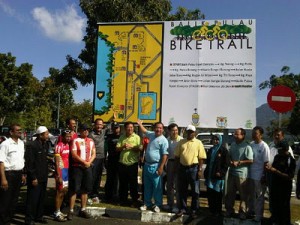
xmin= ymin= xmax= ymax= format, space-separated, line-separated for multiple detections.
xmin=54 ymin=130 xmax=72 ymax=222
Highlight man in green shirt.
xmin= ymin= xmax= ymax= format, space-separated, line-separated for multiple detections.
xmin=116 ymin=121 xmax=142 ymax=206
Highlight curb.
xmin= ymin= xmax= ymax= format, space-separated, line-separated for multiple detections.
xmin=86 ymin=207 xmax=264 ymax=224
xmin=86 ymin=206 xmax=186 ymax=223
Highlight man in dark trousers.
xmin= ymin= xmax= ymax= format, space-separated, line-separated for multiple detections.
xmin=88 ymin=118 xmax=107 ymax=203
xmin=104 ymin=121 xmax=121 ymax=201
xmin=0 ymin=124 xmax=26 ymax=225
xmin=25 ymin=126 xmax=49 ymax=225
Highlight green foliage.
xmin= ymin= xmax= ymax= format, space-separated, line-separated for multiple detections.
xmin=64 ymin=99 xmax=93 ymax=126
xmin=260 ymin=66 xmax=300 ymax=137
xmin=0 ymin=52 xmax=39 ymax=126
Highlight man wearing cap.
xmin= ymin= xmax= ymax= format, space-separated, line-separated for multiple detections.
xmin=174 ymin=125 xmax=206 ymax=218
xmin=24 ymin=126 xmax=49 ymax=225
xmin=68 ymin=124 xmax=96 ymax=220
xmin=104 ymin=121 xmax=121 ymax=201
xmin=0 ymin=124 xmax=26 ymax=225
xmin=225 ymin=128 xmax=253 ymax=220
xmin=137 ymin=120 xmax=168 ymax=213
xmin=88 ymin=118 xmax=107 ymax=203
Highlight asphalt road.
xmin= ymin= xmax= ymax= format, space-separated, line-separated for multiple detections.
xmin=11 ymin=215 xmax=181 ymax=225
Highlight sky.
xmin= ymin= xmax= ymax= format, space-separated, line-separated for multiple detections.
xmin=0 ymin=0 xmax=300 ymax=108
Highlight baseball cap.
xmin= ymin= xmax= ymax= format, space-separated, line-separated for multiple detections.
xmin=36 ymin=126 xmax=48 ymax=134
xmin=186 ymin=125 xmax=196 ymax=132
xmin=112 ymin=122 xmax=120 ymax=129
xmin=79 ymin=124 xmax=89 ymax=131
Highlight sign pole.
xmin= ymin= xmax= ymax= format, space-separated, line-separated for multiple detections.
xmin=278 ymin=112 xmax=282 ymax=128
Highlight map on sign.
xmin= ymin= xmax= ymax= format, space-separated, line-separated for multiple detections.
xmin=94 ymin=23 xmax=163 ymax=123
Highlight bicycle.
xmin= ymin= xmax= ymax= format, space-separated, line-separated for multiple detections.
xmin=192 ymin=22 xmax=228 ymax=41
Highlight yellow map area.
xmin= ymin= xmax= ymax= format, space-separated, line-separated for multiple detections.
xmin=96 ymin=23 xmax=163 ymax=123
xmin=140 ymin=96 xmax=154 ymax=116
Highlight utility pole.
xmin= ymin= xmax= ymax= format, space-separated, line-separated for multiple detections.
xmin=57 ymin=91 xmax=61 ymax=129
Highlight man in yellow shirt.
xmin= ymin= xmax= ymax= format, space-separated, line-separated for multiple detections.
xmin=116 ymin=121 xmax=142 ymax=207
xmin=174 ymin=125 xmax=206 ymax=218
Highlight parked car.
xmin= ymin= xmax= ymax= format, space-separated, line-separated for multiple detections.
xmin=196 ymin=132 xmax=234 ymax=153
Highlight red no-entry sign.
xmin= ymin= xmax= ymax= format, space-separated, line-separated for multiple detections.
xmin=267 ymin=85 xmax=296 ymax=113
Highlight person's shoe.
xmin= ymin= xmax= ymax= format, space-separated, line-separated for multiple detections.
xmin=79 ymin=210 xmax=91 ymax=219
xmin=176 ymin=209 xmax=186 ymax=217
xmin=35 ymin=217 xmax=48 ymax=224
xmin=162 ymin=205 xmax=171 ymax=211
xmin=67 ymin=211 xmax=74 ymax=220
xmin=253 ymin=216 xmax=261 ymax=222
xmin=140 ymin=205 xmax=148 ymax=211
xmin=191 ymin=210 xmax=197 ymax=219
xmin=92 ymin=197 xmax=100 ymax=204
xmin=87 ymin=198 xmax=93 ymax=205
xmin=55 ymin=212 xmax=67 ymax=222
xmin=172 ymin=207 xmax=179 ymax=214
xmin=239 ymin=211 xmax=247 ymax=220
xmin=224 ymin=211 xmax=234 ymax=218
xmin=246 ymin=210 xmax=255 ymax=219
xmin=152 ymin=205 xmax=160 ymax=213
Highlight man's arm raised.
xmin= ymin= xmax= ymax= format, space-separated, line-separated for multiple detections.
xmin=137 ymin=119 xmax=147 ymax=134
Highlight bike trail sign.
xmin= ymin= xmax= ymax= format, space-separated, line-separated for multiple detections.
xmin=267 ymin=85 xmax=296 ymax=113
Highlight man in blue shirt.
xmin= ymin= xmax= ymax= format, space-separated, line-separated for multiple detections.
xmin=137 ymin=120 xmax=168 ymax=213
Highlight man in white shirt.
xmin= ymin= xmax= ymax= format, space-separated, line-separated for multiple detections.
xmin=0 ymin=124 xmax=25 ymax=225
xmin=269 ymin=128 xmax=294 ymax=164
xmin=248 ymin=126 xmax=270 ymax=222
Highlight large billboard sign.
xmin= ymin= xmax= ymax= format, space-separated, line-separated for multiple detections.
xmin=94 ymin=19 xmax=256 ymax=129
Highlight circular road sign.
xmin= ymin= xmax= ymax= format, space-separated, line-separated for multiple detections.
xmin=267 ymin=85 xmax=296 ymax=113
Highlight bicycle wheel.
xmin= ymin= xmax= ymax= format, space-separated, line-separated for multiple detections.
xmin=218 ymin=30 xmax=228 ymax=40
xmin=192 ymin=30 xmax=203 ymax=40
xmin=205 ymin=30 xmax=215 ymax=41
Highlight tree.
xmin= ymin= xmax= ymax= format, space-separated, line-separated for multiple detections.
xmin=0 ymin=52 xmax=40 ymax=126
xmin=63 ymin=99 xmax=93 ymax=126
xmin=259 ymin=66 xmax=300 ymax=137
xmin=59 ymin=0 xmax=205 ymax=87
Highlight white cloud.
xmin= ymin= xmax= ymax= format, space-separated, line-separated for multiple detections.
xmin=0 ymin=0 xmax=27 ymax=23
xmin=32 ymin=5 xmax=86 ymax=43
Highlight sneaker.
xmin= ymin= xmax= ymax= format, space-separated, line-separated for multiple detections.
xmin=55 ymin=213 xmax=67 ymax=222
xmin=152 ymin=205 xmax=160 ymax=213
xmin=253 ymin=216 xmax=261 ymax=222
xmin=172 ymin=207 xmax=179 ymax=213
xmin=92 ymin=197 xmax=100 ymax=204
xmin=79 ymin=210 xmax=91 ymax=219
xmin=176 ymin=209 xmax=186 ymax=217
xmin=67 ymin=211 xmax=74 ymax=221
xmin=239 ymin=211 xmax=246 ymax=220
xmin=162 ymin=205 xmax=171 ymax=211
xmin=191 ymin=210 xmax=197 ymax=219
xmin=224 ymin=211 xmax=234 ymax=218
xmin=140 ymin=205 xmax=147 ymax=211
xmin=87 ymin=198 xmax=93 ymax=205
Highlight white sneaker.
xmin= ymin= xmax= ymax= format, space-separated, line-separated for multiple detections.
xmin=87 ymin=198 xmax=93 ymax=205
xmin=140 ymin=205 xmax=147 ymax=211
xmin=152 ymin=205 xmax=160 ymax=213
xmin=92 ymin=197 xmax=100 ymax=204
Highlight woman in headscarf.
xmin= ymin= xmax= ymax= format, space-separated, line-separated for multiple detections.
xmin=204 ymin=134 xmax=230 ymax=216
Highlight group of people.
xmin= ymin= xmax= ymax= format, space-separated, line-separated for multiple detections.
xmin=219 ymin=127 xmax=297 ymax=225
xmin=0 ymin=120 xmax=299 ymax=225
